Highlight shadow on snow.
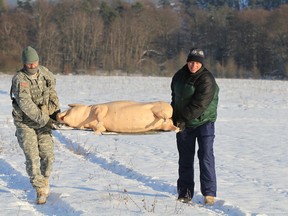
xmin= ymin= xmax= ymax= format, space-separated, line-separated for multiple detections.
xmin=53 ymin=130 xmax=248 ymax=216
xmin=0 ymin=158 xmax=83 ymax=216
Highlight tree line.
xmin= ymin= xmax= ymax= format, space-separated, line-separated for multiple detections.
xmin=0 ymin=0 xmax=287 ymax=79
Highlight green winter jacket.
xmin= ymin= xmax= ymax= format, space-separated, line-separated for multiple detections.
xmin=171 ymin=65 xmax=219 ymax=128
xmin=10 ymin=66 xmax=60 ymax=129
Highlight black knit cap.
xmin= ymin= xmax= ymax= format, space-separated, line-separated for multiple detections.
xmin=186 ymin=48 xmax=205 ymax=64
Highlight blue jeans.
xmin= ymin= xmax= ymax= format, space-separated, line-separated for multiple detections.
xmin=176 ymin=122 xmax=217 ymax=198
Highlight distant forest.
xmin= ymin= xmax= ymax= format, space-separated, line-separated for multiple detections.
xmin=0 ymin=0 xmax=287 ymax=79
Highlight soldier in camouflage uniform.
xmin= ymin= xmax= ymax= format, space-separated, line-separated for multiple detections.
xmin=10 ymin=46 xmax=60 ymax=204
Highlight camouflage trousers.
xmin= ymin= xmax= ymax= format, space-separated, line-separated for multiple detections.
xmin=15 ymin=123 xmax=55 ymax=188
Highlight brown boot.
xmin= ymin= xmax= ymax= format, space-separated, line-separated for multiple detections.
xmin=36 ymin=187 xmax=47 ymax=204
xmin=44 ymin=178 xmax=50 ymax=197
xmin=204 ymin=196 xmax=215 ymax=205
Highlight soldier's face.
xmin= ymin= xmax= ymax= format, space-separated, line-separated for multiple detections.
xmin=187 ymin=61 xmax=202 ymax=73
xmin=24 ymin=61 xmax=39 ymax=69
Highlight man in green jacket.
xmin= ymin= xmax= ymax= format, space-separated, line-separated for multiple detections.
xmin=10 ymin=46 xmax=60 ymax=204
xmin=171 ymin=48 xmax=219 ymax=205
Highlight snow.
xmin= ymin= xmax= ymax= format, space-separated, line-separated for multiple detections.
xmin=0 ymin=74 xmax=288 ymax=216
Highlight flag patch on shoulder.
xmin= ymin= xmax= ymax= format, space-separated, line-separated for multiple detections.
xmin=21 ymin=82 xmax=28 ymax=87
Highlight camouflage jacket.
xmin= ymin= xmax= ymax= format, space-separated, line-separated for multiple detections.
xmin=10 ymin=66 xmax=60 ymax=129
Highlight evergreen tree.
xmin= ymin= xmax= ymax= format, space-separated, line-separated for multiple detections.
xmin=17 ymin=0 xmax=33 ymax=11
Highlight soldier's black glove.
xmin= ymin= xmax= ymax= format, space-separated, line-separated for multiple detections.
xmin=50 ymin=109 xmax=61 ymax=121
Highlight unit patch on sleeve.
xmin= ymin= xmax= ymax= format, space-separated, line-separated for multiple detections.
xmin=21 ymin=81 xmax=28 ymax=88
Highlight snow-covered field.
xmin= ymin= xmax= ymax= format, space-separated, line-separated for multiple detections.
xmin=0 ymin=74 xmax=287 ymax=216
